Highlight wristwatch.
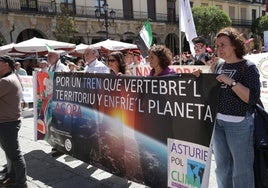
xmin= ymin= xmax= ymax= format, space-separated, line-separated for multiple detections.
xmin=230 ymin=81 xmax=237 ymax=88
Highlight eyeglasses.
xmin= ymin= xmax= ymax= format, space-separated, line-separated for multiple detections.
xmin=108 ymin=59 xmax=116 ymax=62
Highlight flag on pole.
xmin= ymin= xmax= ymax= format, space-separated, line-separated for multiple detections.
xmin=135 ymin=20 xmax=153 ymax=58
xmin=45 ymin=43 xmax=59 ymax=54
xmin=45 ymin=43 xmax=53 ymax=52
xmin=179 ymin=0 xmax=197 ymax=55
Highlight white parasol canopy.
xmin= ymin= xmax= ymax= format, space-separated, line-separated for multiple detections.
xmin=90 ymin=39 xmax=137 ymax=51
xmin=13 ymin=37 xmax=76 ymax=55
xmin=69 ymin=40 xmax=137 ymax=57
xmin=0 ymin=43 xmax=16 ymax=55
xmin=68 ymin=43 xmax=89 ymax=56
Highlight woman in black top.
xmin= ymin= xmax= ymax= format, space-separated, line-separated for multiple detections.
xmin=213 ymin=27 xmax=260 ymax=188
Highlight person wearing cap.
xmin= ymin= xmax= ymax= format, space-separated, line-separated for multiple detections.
xmin=38 ymin=60 xmax=48 ymax=72
xmin=124 ymin=49 xmax=142 ymax=66
xmin=132 ymin=49 xmax=142 ymax=65
xmin=192 ymin=36 xmax=211 ymax=65
xmin=0 ymin=55 xmax=27 ymax=187
xmin=14 ymin=62 xmax=27 ymax=76
xmin=123 ymin=50 xmax=134 ymax=66
xmin=47 ymin=50 xmax=68 ymax=72
xmin=83 ymin=46 xmax=110 ymax=73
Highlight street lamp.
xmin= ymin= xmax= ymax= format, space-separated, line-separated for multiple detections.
xmin=95 ymin=3 xmax=116 ymax=39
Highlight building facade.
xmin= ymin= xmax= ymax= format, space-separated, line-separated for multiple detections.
xmin=0 ymin=0 xmax=266 ymax=55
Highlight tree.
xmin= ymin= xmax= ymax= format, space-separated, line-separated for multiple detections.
xmin=55 ymin=6 xmax=77 ymax=43
xmin=252 ymin=15 xmax=268 ymax=38
xmin=192 ymin=6 xmax=231 ymax=41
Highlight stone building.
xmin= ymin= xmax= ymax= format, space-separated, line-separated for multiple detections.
xmin=0 ymin=0 xmax=266 ymax=54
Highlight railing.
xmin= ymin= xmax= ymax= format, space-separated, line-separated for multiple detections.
xmin=0 ymin=0 xmax=259 ymax=27
xmin=215 ymin=0 xmax=266 ymax=3
xmin=232 ymin=19 xmax=253 ymax=26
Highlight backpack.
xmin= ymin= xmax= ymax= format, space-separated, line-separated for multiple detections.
xmin=254 ymin=104 xmax=268 ymax=188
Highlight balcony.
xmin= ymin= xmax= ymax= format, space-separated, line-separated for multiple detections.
xmin=232 ymin=19 xmax=253 ymax=26
xmin=0 ymin=0 xmax=259 ymax=27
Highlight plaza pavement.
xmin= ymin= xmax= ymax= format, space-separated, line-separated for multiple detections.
xmin=0 ymin=108 xmax=217 ymax=188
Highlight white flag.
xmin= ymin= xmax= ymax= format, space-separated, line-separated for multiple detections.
xmin=179 ymin=0 xmax=197 ymax=55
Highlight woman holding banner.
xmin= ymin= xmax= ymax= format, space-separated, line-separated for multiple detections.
xmin=195 ymin=27 xmax=260 ymax=188
xmin=107 ymin=51 xmax=127 ymax=75
xmin=147 ymin=45 xmax=176 ymax=76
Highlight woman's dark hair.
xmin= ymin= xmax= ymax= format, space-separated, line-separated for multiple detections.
xmin=216 ymin=27 xmax=247 ymax=59
xmin=107 ymin=51 xmax=126 ymax=74
xmin=148 ymin=45 xmax=173 ymax=69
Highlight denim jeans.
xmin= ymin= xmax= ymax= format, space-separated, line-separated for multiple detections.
xmin=212 ymin=113 xmax=254 ymax=188
xmin=0 ymin=121 xmax=27 ymax=185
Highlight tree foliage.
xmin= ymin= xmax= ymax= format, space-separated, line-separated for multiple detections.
xmin=252 ymin=15 xmax=268 ymax=37
xmin=192 ymin=6 xmax=231 ymax=38
xmin=55 ymin=6 xmax=77 ymax=43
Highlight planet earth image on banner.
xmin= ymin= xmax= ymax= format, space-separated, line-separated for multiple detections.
xmin=49 ymin=101 xmax=168 ymax=187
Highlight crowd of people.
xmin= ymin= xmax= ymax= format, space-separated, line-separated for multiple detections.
xmin=9 ymin=34 xmax=267 ymax=77
xmin=0 ymin=26 xmax=266 ymax=188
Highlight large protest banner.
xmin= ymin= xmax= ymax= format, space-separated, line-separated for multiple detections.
xmin=34 ymin=72 xmax=219 ymax=187
xmin=19 ymin=75 xmax=34 ymax=103
xmin=132 ymin=65 xmax=211 ymax=76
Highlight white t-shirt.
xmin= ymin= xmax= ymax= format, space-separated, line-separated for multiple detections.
xmin=48 ymin=60 xmax=68 ymax=72
xmin=84 ymin=59 xmax=110 ymax=73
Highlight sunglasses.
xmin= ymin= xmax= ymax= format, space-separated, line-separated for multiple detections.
xmin=108 ymin=59 xmax=117 ymax=62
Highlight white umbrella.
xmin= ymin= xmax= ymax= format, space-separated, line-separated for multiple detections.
xmin=90 ymin=39 xmax=137 ymax=51
xmin=14 ymin=37 xmax=76 ymax=55
xmin=68 ymin=40 xmax=137 ymax=57
xmin=0 ymin=43 xmax=16 ymax=55
xmin=68 ymin=43 xmax=89 ymax=57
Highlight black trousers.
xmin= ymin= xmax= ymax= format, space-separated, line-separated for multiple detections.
xmin=0 ymin=120 xmax=26 ymax=184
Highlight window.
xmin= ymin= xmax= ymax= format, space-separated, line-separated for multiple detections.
xmin=94 ymin=0 xmax=106 ymax=8
xmin=215 ymin=5 xmax=223 ymax=10
xmin=252 ymin=9 xmax=257 ymax=21
xmin=95 ymin=0 xmax=107 ymax=13
xmin=201 ymin=3 xmax=208 ymax=6
xmin=167 ymin=0 xmax=176 ymax=22
xmin=147 ymin=0 xmax=156 ymax=20
xmin=20 ymin=0 xmax=37 ymax=10
xmin=122 ymin=0 xmax=133 ymax=19
xmin=61 ymin=0 xmax=75 ymax=14
xmin=241 ymin=8 xmax=247 ymax=20
xmin=229 ymin=6 xmax=235 ymax=19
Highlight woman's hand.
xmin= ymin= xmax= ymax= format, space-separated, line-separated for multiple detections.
xmin=192 ymin=69 xmax=202 ymax=77
xmin=216 ymin=74 xmax=234 ymax=86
